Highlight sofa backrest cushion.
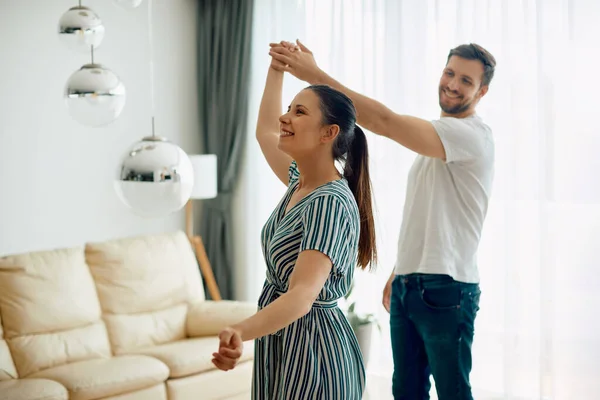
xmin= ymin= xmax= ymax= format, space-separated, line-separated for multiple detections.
xmin=0 ymin=246 xmax=111 ymax=377
xmin=85 ymin=231 xmax=205 ymax=353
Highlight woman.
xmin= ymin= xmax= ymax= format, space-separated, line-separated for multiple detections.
xmin=211 ymin=46 xmax=377 ymax=400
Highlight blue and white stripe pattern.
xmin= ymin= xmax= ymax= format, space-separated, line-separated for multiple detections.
xmin=252 ymin=161 xmax=366 ymax=400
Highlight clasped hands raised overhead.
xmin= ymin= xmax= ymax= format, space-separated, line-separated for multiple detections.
xmin=268 ymin=39 xmax=323 ymax=83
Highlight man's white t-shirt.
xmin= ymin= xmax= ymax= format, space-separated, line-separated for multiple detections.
xmin=393 ymin=114 xmax=494 ymax=283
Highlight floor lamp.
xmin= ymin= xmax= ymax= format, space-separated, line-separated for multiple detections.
xmin=187 ymin=154 xmax=222 ymax=301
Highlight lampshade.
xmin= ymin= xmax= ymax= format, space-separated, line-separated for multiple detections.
xmin=114 ymin=136 xmax=194 ymax=217
xmin=58 ymin=6 xmax=105 ymax=52
xmin=188 ymin=154 xmax=218 ymax=199
xmin=64 ymin=63 xmax=126 ymax=127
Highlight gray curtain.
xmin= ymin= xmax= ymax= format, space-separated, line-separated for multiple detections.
xmin=197 ymin=0 xmax=254 ymax=300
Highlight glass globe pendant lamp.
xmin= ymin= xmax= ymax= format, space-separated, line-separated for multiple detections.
xmin=113 ymin=0 xmax=192 ymax=217
xmin=114 ymin=119 xmax=194 ymax=218
xmin=64 ymin=46 xmax=126 ymax=127
xmin=58 ymin=4 xmax=105 ymax=52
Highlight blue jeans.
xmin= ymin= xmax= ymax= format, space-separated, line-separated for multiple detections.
xmin=390 ymin=273 xmax=481 ymax=400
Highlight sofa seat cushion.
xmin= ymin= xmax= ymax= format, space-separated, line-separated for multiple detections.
xmin=27 ymin=355 xmax=169 ymax=400
xmin=0 ymin=378 xmax=68 ymax=400
xmin=165 ymin=361 xmax=253 ymax=400
xmin=128 ymin=337 xmax=254 ymax=378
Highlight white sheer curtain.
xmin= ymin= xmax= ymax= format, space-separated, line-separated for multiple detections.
xmin=236 ymin=0 xmax=600 ymax=398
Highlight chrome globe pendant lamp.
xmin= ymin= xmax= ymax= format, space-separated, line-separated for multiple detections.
xmin=58 ymin=1 xmax=105 ymax=52
xmin=60 ymin=1 xmax=126 ymax=127
xmin=114 ymin=0 xmax=194 ymax=218
xmin=114 ymin=119 xmax=194 ymax=218
xmin=64 ymin=46 xmax=127 ymax=127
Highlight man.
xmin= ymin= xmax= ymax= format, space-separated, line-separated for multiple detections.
xmin=269 ymin=40 xmax=496 ymax=400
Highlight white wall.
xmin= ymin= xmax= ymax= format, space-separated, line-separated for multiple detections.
xmin=0 ymin=0 xmax=201 ymax=256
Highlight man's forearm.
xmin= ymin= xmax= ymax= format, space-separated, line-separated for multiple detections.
xmin=311 ymin=70 xmax=393 ymax=136
xmin=309 ymin=69 xmax=444 ymax=158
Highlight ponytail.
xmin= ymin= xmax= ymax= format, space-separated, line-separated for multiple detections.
xmin=305 ymin=83 xmax=377 ymax=269
xmin=343 ymin=125 xmax=377 ymax=270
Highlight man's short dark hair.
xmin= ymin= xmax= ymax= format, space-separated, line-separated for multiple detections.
xmin=447 ymin=43 xmax=496 ymax=87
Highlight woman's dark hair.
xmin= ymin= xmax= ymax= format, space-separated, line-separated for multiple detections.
xmin=306 ymin=84 xmax=377 ymax=270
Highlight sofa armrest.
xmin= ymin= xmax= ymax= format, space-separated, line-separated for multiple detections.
xmin=186 ymin=300 xmax=257 ymax=337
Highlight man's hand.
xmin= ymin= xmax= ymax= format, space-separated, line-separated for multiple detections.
xmin=382 ymin=272 xmax=395 ymax=313
xmin=211 ymin=327 xmax=243 ymax=371
xmin=269 ymin=39 xmax=323 ymax=84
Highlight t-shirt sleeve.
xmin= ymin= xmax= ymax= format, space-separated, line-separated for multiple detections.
xmin=288 ymin=160 xmax=300 ymax=187
xmin=299 ymin=195 xmax=356 ymax=276
xmin=432 ymin=117 xmax=491 ymax=163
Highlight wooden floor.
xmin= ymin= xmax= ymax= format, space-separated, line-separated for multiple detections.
xmin=364 ymin=374 xmax=394 ymax=399
xmin=364 ymin=374 xmax=512 ymax=400
xmin=221 ymin=376 xmax=529 ymax=399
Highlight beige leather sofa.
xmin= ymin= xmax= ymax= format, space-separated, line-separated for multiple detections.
xmin=0 ymin=231 xmax=256 ymax=400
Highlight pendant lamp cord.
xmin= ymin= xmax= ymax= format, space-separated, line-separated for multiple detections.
xmin=148 ymin=0 xmax=156 ymax=137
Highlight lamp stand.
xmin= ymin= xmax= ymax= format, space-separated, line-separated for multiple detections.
xmin=185 ymin=199 xmax=222 ymax=301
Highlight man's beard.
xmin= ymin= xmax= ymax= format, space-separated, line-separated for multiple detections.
xmin=439 ymin=88 xmax=472 ymax=115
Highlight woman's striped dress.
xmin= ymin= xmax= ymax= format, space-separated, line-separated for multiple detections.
xmin=252 ymin=161 xmax=366 ymax=400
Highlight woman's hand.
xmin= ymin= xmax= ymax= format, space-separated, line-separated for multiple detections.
xmin=269 ymin=40 xmax=299 ymax=71
xmin=269 ymin=39 xmax=323 ymax=84
xmin=211 ymin=327 xmax=243 ymax=371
